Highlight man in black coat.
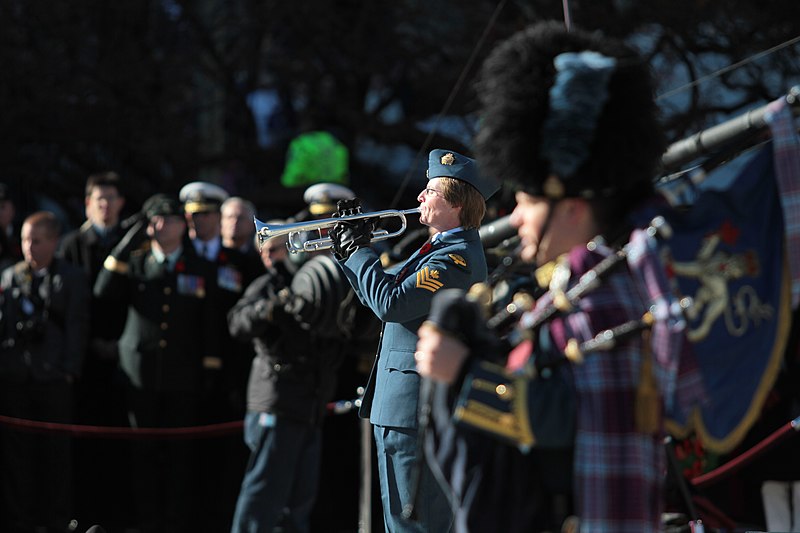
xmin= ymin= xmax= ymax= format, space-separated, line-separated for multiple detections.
xmin=58 ymin=171 xmax=131 ymax=527
xmin=229 ymin=201 xmax=379 ymax=533
xmin=59 ymin=171 xmax=129 ymax=367
xmin=0 ymin=210 xmax=89 ymax=533
xmin=229 ymin=230 xmax=362 ymax=533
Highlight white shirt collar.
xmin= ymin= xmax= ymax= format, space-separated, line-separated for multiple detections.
xmin=432 ymin=226 xmax=464 ymax=243
xmin=194 ymin=237 xmax=221 ymax=260
xmin=152 ymin=246 xmax=183 ymax=267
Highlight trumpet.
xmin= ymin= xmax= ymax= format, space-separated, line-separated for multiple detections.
xmin=254 ymin=208 xmax=421 ymax=254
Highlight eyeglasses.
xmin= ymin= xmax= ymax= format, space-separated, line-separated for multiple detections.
xmin=423 ymin=187 xmax=443 ymax=198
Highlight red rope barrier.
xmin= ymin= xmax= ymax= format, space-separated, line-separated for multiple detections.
xmin=0 ymin=398 xmax=361 ymax=440
xmin=0 ymin=414 xmax=243 ymax=439
xmin=690 ymin=415 xmax=800 ymax=489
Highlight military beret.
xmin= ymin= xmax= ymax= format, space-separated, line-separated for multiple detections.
xmin=303 ymin=182 xmax=356 ymax=216
xmin=427 ymin=149 xmax=499 ymax=200
xmin=179 ymin=181 xmax=230 ymax=214
xmin=142 ymin=193 xmax=184 ymax=220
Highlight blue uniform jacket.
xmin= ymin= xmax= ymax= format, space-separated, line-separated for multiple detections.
xmin=338 ymin=228 xmax=487 ymax=429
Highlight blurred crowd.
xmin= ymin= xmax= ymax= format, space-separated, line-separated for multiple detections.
xmin=0 ymin=174 xmax=388 ymax=533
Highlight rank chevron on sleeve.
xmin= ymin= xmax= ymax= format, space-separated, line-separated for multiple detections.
xmin=416 ymin=267 xmax=443 ymax=293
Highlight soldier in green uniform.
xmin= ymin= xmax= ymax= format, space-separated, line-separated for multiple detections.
xmin=94 ymin=193 xmax=220 ymax=533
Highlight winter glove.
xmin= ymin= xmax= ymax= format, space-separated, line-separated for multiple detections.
xmin=334 ymin=197 xmax=362 ymax=218
xmin=329 ymin=197 xmax=377 ymax=260
xmin=280 ymin=289 xmax=313 ymax=325
xmin=108 ymin=217 xmax=148 ymax=262
xmin=329 ymin=219 xmax=375 ymax=261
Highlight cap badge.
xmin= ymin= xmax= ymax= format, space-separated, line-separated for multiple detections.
xmin=440 ymin=153 xmax=456 ymax=165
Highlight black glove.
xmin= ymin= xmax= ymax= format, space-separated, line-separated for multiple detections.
xmin=108 ymin=217 xmax=148 ymax=261
xmin=256 ymin=287 xmax=313 ymax=329
xmin=329 ymin=219 xmax=375 ymax=261
xmin=280 ymin=289 xmax=314 ymax=326
xmin=334 ymin=197 xmax=363 ymax=217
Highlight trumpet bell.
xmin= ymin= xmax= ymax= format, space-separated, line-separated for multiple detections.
xmin=254 ymin=208 xmax=420 ymax=254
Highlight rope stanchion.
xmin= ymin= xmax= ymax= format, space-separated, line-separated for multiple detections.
xmin=0 ymin=397 xmax=362 ymax=440
xmin=690 ymin=415 xmax=800 ymax=490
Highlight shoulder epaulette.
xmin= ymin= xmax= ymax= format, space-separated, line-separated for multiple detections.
xmin=448 ymin=253 xmax=468 ymax=268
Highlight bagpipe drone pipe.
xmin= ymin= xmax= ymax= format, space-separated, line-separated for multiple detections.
xmin=406 ymin=86 xmax=800 ymax=529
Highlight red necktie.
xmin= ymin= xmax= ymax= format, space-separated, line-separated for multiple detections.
xmin=419 ymin=241 xmax=432 ymax=255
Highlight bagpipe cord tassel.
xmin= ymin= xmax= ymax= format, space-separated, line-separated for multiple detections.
xmin=635 ymin=329 xmax=661 ymax=435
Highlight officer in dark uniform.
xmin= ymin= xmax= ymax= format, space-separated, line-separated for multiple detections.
xmin=178 ymin=182 xmax=260 ymax=403
xmin=0 ymin=210 xmax=89 ymax=533
xmin=180 ymin=182 xmax=264 ymax=529
xmin=179 ymin=180 xmax=229 ymax=261
xmin=94 ymin=193 xmax=220 ymax=533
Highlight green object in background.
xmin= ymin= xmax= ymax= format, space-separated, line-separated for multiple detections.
xmin=280 ymin=131 xmax=349 ymax=187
